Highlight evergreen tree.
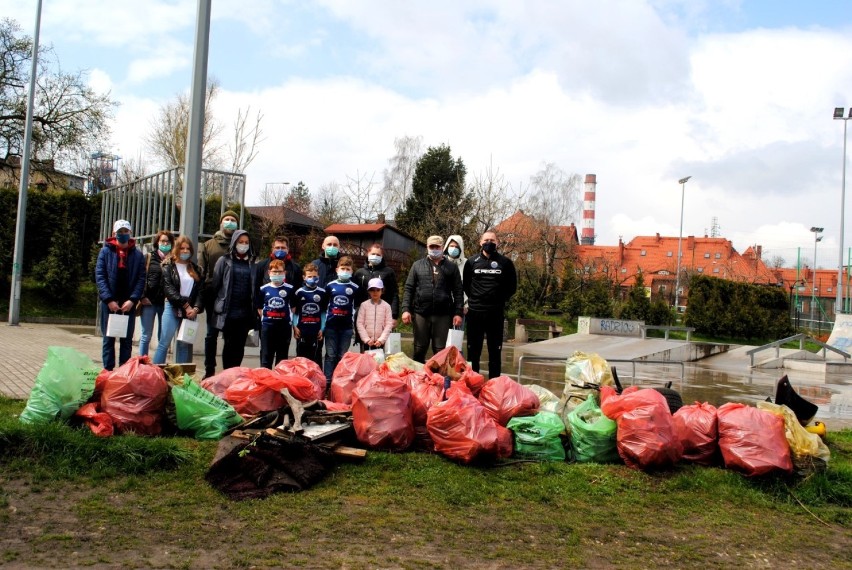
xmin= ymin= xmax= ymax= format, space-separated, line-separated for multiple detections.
xmin=618 ymin=271 xmax=651 ymax=321
xmin=394 ymin=144 xmax=473 ymax=241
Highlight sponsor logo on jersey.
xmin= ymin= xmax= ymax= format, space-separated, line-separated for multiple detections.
xmin=278 ymin=289 xmax=288 ymax=298
xmin=313 ymin=294 xmax=321 ymax=302
xmin=474 ymin=268 xmax=502 ymax=274
xmin=333 ymin=295 xmax=349 ymax=306
xmin=303 ymin=303 xmax=319 ymax=315
xmin=267 ymin=297 xmax=286 ymax=309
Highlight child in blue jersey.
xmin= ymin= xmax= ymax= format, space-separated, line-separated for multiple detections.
xmin=292 ymin=263 xmax=328 ymax=368
xmin=323 ymin=256 xmax=359 ymax=384
xmin=256 ymin=259 xmax=295 ymax=369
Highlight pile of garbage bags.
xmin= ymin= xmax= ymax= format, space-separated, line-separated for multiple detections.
xmin=18 ymin=346 xmax=831 ymax=477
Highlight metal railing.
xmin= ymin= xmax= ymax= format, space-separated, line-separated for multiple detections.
xmin=516 ymin=355 xmax=685 ymax=386
xmin=640 ymin=325 xmax=695 ymax=341
xmin=745 ymin=333 xmax=850 ymax=367
xmin=99 ymin=166 xmax=246 ymax=243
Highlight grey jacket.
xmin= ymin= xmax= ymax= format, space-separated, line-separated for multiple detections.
xmin=211 ymin=229 xmax=256 ymax=329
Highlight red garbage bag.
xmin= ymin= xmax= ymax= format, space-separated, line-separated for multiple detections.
xmin=74 ymin=402 xmax=114 ymax=437
xmin=600 ymin=385 xmax=683 ymax=470
xmin=424 ymin=346 xmax=468 ymax=379
xmin=331 ymin=352 xmax=378 ymax=404
xmin=478 ymin=375 xmax=540 ymax=426
xmin=426 ymin=390 xmax=507 ymax=464
xmin=93 ymin=368 xmax=111 ymax=402
xmin=100 ymin=356 xmax=168 ymax=435
xmin=275 ymin=357 xmax=326 ymax=401
xmin=351 ymin=371 xmax=414 ymax=450
xmin=320 ymin=400 xmax=351 ymax=412
xmin=407 ymin=370 xmax=446 ymax=426
xmin=201 ymin=367 xmax=252 ymax=399
xmin=717 ymin=402 xmax=793 ymax=477
xmin=224 ymin=368 xmax=316 ymax=416
xmin=673 ymin=402 xmax=719 ymax=465
xmin=458 ymin=367 xmax=485 ymax=397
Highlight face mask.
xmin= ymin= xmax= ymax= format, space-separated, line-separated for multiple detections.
xmin=116 ymin=233 xmax=130 ymax=245
xmin=337 ymin=270 xmax=352 ymax=281
xmin=179 ymin=252 xmax=191 ymax=261
xmin=325 ymin=246 xmax=339 ymax=257
xmin=368 ymin=254 xmax=382 ymax=265
xmin=305 ymin=277 xmax=319 ymax=287
xmin=222 ymin=220 xmax=238 ymax=231
xmin=482 ymin=242 xmax=497 ymax=255
xmin=269 ymin=274 xmax=285 ymax=285
xmin=158 ymin=244 xmax=172 ymax=253
xmin=428 ymin=249 xmax=443 ymax=259
xmin=236 ymin=243 xmax=250 ymax=255
xmin=273 ymin=250 xmax=288 ymax=260
xmin=448 ymin=247 xmax=460 ymax=258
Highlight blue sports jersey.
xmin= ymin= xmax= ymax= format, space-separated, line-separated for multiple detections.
xmin=325 ymin=279 xmax=358 ymax=330
xmin=293 ymin=285 xmax=328 ymax=337
xmin=257 ymin=282 xmax=295 ymax=324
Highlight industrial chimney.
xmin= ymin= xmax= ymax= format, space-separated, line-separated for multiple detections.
xmin=581 ymin=174 xmax=596 ymax=245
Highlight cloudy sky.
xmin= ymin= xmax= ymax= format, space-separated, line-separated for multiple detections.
xmin=4 ymin=0 xmax=852 ymax=269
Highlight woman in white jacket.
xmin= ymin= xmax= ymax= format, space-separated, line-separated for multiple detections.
xmin=443 ymin=234 xmax=468 ymax=312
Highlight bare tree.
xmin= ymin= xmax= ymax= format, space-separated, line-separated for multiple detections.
xmin=382 ymin=135 xmax=423 ymax=215
xmin=468 ymin=156 xmax=521 ymax=238
xmin=226 ymin=106 xmax=264 ymax=173
xmin=313 ymin=181 xmax=346 ymax=228
xmin=342 ymin=169 xmax=380 ymax=223
xmin=144 ymin=79 xmax=223 ymax=169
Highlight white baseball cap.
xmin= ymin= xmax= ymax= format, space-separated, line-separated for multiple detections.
xmin=113 ymin=219 xmax=132 ymax=233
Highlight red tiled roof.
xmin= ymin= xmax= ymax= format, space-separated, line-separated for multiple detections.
xmin=325 ymin=223 xmax=387 ymax=233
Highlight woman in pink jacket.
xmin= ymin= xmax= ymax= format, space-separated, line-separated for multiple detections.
xmin=356 ymin=278 xmax=394 ymax=353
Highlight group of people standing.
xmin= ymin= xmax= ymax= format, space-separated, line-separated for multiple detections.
xmin=95 ymin=214 xmax=516 ymax=389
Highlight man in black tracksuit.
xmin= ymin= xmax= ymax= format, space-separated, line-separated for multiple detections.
xmin=463 ymin=231 xmax=517 ymax=378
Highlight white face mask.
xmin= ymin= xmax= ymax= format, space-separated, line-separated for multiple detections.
xmin=428 ymin=249 xmax=443 ymax=259
xmin=236 ymin=243 xmax=250 ymax=255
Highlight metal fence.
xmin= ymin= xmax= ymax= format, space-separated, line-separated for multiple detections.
xmin=98 ymin=166 xmax=246 ymax=243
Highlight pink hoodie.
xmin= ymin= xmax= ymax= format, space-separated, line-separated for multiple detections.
xmin=356 ymin=298 xmax=394 ymax=345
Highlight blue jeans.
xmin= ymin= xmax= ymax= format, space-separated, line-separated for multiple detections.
xmin=138 ymin=303 xmax=164 ymax=357
xmin=153 ymin=301 xmax=194 ymax=364
xmin=100 ymin=302 xmax=136 ymax=371
xmin=323 ymin=327 xmax=353 ymax=383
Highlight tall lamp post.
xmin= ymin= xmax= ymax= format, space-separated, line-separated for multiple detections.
xmin=811 ymin=226 xmax=824 ymax=324
xmin=674 ymin=176 xmax=691 ymax=311
xmin=834 ymin=107 xmax=851 ymax=315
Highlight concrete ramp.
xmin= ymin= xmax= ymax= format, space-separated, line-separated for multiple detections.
xmin=513 ymin=333 xmax=729 ymax=363
xmin=826 ymin=313 xmax=852 ymax=353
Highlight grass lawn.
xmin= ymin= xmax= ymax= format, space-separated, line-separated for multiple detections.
xmin=1 ymin=397 xmax=850 ymax=569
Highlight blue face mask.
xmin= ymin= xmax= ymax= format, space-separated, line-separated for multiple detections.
xmin=179 ymin=252 xmax=191 ymax=261
xmin=337 ymin=270 xmax=352 ymax=281
xmin=222 ymin=220 xmax=238 ymax=231
xmin=269 ymin=274 xmax=285 ymax=285
xmin=273 ymin=250 xmax=288 ymax=259
xmin=368 ymin=254 xmax=382 ymax=265
xmin=448 ymin=247 xmax=460 ymax=258
xmin=325 ymin=246 xmax=339 ymax=258
xmin=158 ymin=244 xmax=172 ymax=253
xmin=428 ymin=248 xmax=443 ymax=259
xmin=305 ymin=277 xmax=319 ymax=287
xmin=116 ymin=233 xmax=130 ymax=245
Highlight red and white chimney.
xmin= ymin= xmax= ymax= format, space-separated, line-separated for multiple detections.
xmin=581 ymin=174 xmax=596 ymax=245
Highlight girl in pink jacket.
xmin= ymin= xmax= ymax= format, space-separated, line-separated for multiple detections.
xmin=356 ymin=278 xmax=394 ymax=352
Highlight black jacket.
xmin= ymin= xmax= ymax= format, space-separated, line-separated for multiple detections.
xmin=161 ymin=259 xmax=204 ymax=317
xmin=401 ymin=257 xmax=463 ymax=317
xmin=311 ymin=254 xmax=340 ymax=288
xmin=353 ymin=261 xmax=399 ymax=319
xmin=463 ymin=251 xmax=517 ymax=312
xmin=142 ymin=252 xmax=167 ymax=306
xmin=255 ymin=255 xmax=303 ymax=294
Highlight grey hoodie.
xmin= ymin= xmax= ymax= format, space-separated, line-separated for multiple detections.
xmin=444 ymin=234 xmax=468 ymax=308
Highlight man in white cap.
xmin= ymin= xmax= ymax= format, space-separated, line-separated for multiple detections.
xmin=401 ymin=235 xmax=463 ymax=362
xmin=95 ymin=219 xmax=146 ymax=370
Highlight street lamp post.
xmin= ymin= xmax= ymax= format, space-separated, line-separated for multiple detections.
xmin=674 ymin=176 xmax=691 ymax=311
xmin=834 ymin=107 xmax=851 ymax=315
xmin=811 ymin=226 xmax=824 ymax=324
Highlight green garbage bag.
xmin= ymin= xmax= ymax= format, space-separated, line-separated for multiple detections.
xmin=507 ymin=411 xmax=566 ymax=461
xmin=566 ymin=394 xmax=620 ymax=464
xmin=20 ymin=347 xmax=99 ymax=424
xmin=171 ymin=375 xmax=243 ymax=440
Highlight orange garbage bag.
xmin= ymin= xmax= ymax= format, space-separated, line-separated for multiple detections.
xmin=424 ymin=346 xmax=468 ymax=380
xmin=600 ymin=386 xmax=683 ymax=470
xmin=224 ymin=368 xmax=316 ymax=416
xmin=74 ymin=402 xmax=114 ymax=437
xmin=717 ymin=402 xmax=793 ymax=477
xmin=201 ymin=367 xmax=252 ymax=399
xmin=351 ymin=371 xmax=414 ymax=450
xmin=478 ymin=375 xmax=540 ymax=426
xmin=330 ymin=352 xmax=378 ymax=404
xmin=100 ymin=356 xmax=168 ymax=435
xmin=426 ymin=390 xmax=509 ymax=464
xmin=275 ymin=357 xmax=327 ymax=401
xmin=673 ymin=402 xmax=719 ymax=465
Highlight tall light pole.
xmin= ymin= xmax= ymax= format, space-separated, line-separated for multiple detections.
xmin=834 ymin=107 xmax=851 ymax=315
xmin=674 ymin=176 xmax=691 ymax=311
xmin=811 ymin=226 xmax=824 ymax=323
